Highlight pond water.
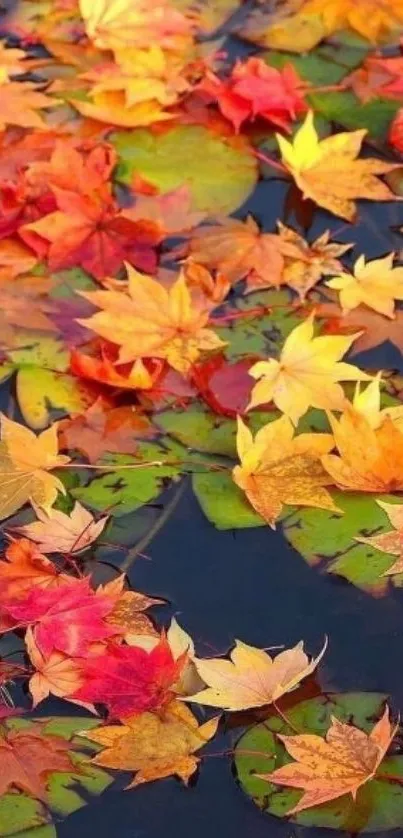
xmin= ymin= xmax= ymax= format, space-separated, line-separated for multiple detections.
xmin=2 ymin=1 xmax=403 ymax=837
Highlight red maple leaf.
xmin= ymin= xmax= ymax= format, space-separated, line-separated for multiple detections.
xmin=72 ymin=634 xmax=187 ymax=719
xmin=191 ymin=353 xmax=260 ymax=417
xmin=20 ymin=186 xmax=159 ymax=280
xmin=3 ymin=577 xmax=120 ymax=657
xmin=200 ymin=58 xmax=307 ymax=133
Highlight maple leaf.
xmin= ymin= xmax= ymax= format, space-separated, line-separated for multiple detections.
xmin=0 ymin=239 xmax=37 ymax=281
xmin=79 ymin=0 xmax=195 ymax=53
xmin=106 ymin=587 xmax=163 ymax=642
xmin=0 ymin=43 xmax=33 ymax=83
xmin=183 ymin=262 xmax=231 ymax=306
xmin=0 ymin=415 xmax=70 ymax=520
xmin=276 ymin=111 xmax=397 ymax=221
xmin=183 ymin=216 xmax=284 ymax=287
xmin=0 ymin=81 xmax=56 ymax=131
xmin=25 ymin=140 xmax=117 ymax=197
xmin=81 ymin=699 xmax=219 ymax=787
xmin=269 ymin=222 xmax=352 ymax=301
xmin=316 ymin=297 xmax=403 ymax=355
xmin=70 ymin=344 xmax=164 ymax=392
xmin=25 ymin=627 xmax=87 ymax=708
xmin=322 ymin=407 xmax=403 ymax=492
xmin=12 ymin=502 xmax=108 ymax=555
xmin=191 ymin=354 xmax=257 ymax=417
xmin=0 ymin=539 xmax=66 ymax=602
xmin=201 ymin=58 xmax=306 ymax=133
xmin=58 ymin=399 xmax=154 ymax=463
xmin=260 ymin=706 xmax=397 ymax=814
xmin=185 ymin=638 xmax=326 ymax=711
xmin=326 ymin=253 xmax=403 ymax=319
xmin=3 ymin=576 xmax=119 ymax=657
xmin=356 ymin=500 xmax=403 ymax=576
xmin=128 ymin=185 xmax=206 ymax=238
xmin=233 ymin=416 xmax=339 ymax=527
xmin=0 ymin=723 xmax=81 ymax=801
xmin=345 ymin=55 xmax=403 ymax=104
xmin=0 ymin=274 xmax=59 ymax=343
xmin=79 ymin=266 xmax=226 ymax=375
xmin=352 ymin=377 xmax=403 ymax=432
xmin=72 ymin=634 xmax=187 ymax=719
xmin=20 ymin=187 xmax=159 ymax=281
xmin=302 ymin=0 xmax=403 ymax=43
xmin=247 ymin=314 xmax=369 ymax=424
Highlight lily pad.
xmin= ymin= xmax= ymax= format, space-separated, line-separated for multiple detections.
xmin=215 ymin=290 xmax=302 ymax=361
xmin=0 ymin=333 xmax=93 ymax=429
xmin=111 ymin=125 xmax=257 ymax=213
xmin=0 ymin=716 xmax=113 ymax=837
xmin=234 ymin=691 xmax=403 ymax=832
xmin=283 ymin=491 xmax=403 ymax=595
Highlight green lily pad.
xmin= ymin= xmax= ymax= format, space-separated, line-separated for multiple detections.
xmin=234 ymin=691 xmax=403 ymax=832
xmin=72 ymin=443 xmax=182 ymax=516
xmin=193 ymin=471 xmax=264 ymax=529
xmin=215 ymin=290 xmax=302 ymax=361
xmin=111 ymin=125 xmax=257 ymax=213
xmin=0 ymin=334 xmax=92 ymax=429
xmin=0 ymin=717 xmax=113 ymax=837
xmin=157 ymin=407 xmax=237 ymax=458
xmin=283 ymin=491 xmax=403 ymax=595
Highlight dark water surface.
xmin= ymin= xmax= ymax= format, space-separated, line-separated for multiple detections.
xmin=2 ymin=4 xmax=403 ymax=835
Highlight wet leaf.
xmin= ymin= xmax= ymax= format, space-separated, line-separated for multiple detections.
xmin=277 ymin=111 xmax=397 ymax=220
xmin=327 ymin=253 xmax=403 ymax=317
xmin=80 ymin=699 xmax=218 ymax=786
xmin=13 ymin=503 xmax=108 ymax=555
xmin=235 ymin=692 xmax=403 ymax=831
xmin=112 ymin=125 xmax=258 ymax=214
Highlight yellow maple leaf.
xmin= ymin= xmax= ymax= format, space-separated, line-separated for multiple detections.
xmin=184 ymin=638 xmax=327 ymax=711
xmin=356 ymin=500 xmax=403 ymax=576
xmin=233 ymin=415 xmax=340 ymax=527
xmin=303 ymin=0 xmax=403 ymax=43
xmin=326 ymin=253 xmax=403 ymax=318
xmin=353 ymin=376 xmax=403 ymax=431
xmin=0 ymin=415 xmax=70 ymax=520
xmin=322 ymin=407 xmax=403 ymax=492
xmin=80 ymin=700 xmax=219 ymax=786
xmin=260 ymin=706 xmax=396 ymax=814
xmin=276 ymin=111 xmax=397 ymax=220
xmin=79 ymin=265 xmax=225 ymax=375
xmin=247 ymin=314 xmax=369 ymax=424
xmin=79 ymin=0 xmax=194 ymax=53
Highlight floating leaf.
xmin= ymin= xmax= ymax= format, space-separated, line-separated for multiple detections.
xmin=234 ymin=692 xmax=403 ymax=832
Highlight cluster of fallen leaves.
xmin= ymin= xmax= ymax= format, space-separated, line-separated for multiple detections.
xmin=1 ymin=0 xmax=403 ymax=827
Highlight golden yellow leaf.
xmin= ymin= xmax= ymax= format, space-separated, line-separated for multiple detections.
xmin=79 ymin=265 xmax=225 ymax=375
xmin=233 ymin=415 xmax=340 ymax=527
xmin=303 ymin=0 xmax=403 ymax=43
xmin=79 ymin=0 xmax=194 ymax=53
xmin=326 ymin=253 xmax=403 ymax=318
xmin=0 ymin=415 xmax=70 ymax=520
xmin=322 ymin=407 xmax=403 ymax=492
xmin=184 ymin=638 xmax=327 ymax=710
xmin=352 ymin=376 xmax=403 ymax=431
xmin=80 ymin=700 xmax=219 ymax=786
xmin=247 ymin=313 xmax=369 ymax=423
xmin=259 ymin=706 xmax=396 ymax=813
xmin=276 ymin=111 xmax=397 ymax=220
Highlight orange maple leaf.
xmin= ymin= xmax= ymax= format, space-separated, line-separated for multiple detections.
xmin=260 ymin=706 xmax=396 ymax=813
xmin=0 ymin=82 xmax=56 ymax=131
xmin=322 ymin=408 xmax=403 ymax=492
xmin=78 ymin=265 xmax=226 ymax=374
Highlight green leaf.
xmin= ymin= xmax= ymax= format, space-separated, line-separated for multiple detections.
xmin=234 ymin=692 xmax=403 ymax=832
xmin=283 ymin=491 xmax=403 ymax=595
xmin=157 ymin=407 xmax=237 ymax=458
xmin=0 ymin=717 xmax=112 ymax=837
xmin=264 ymin=42 xmax=368 ymax=85
xmin=193 ymin=472 xmax=264 ymax=529
xmin=72 ymin=446 xmax=181 ymax=516
xmin=111 ymin=125 xmax=257 ymax=213
xmin=215 ymin=290 xmax=302 ymax=360
xmin=308 ymin=91 xmax=399 ymax=139
xmin=0 ymin=333 xmax=91 ymax=429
